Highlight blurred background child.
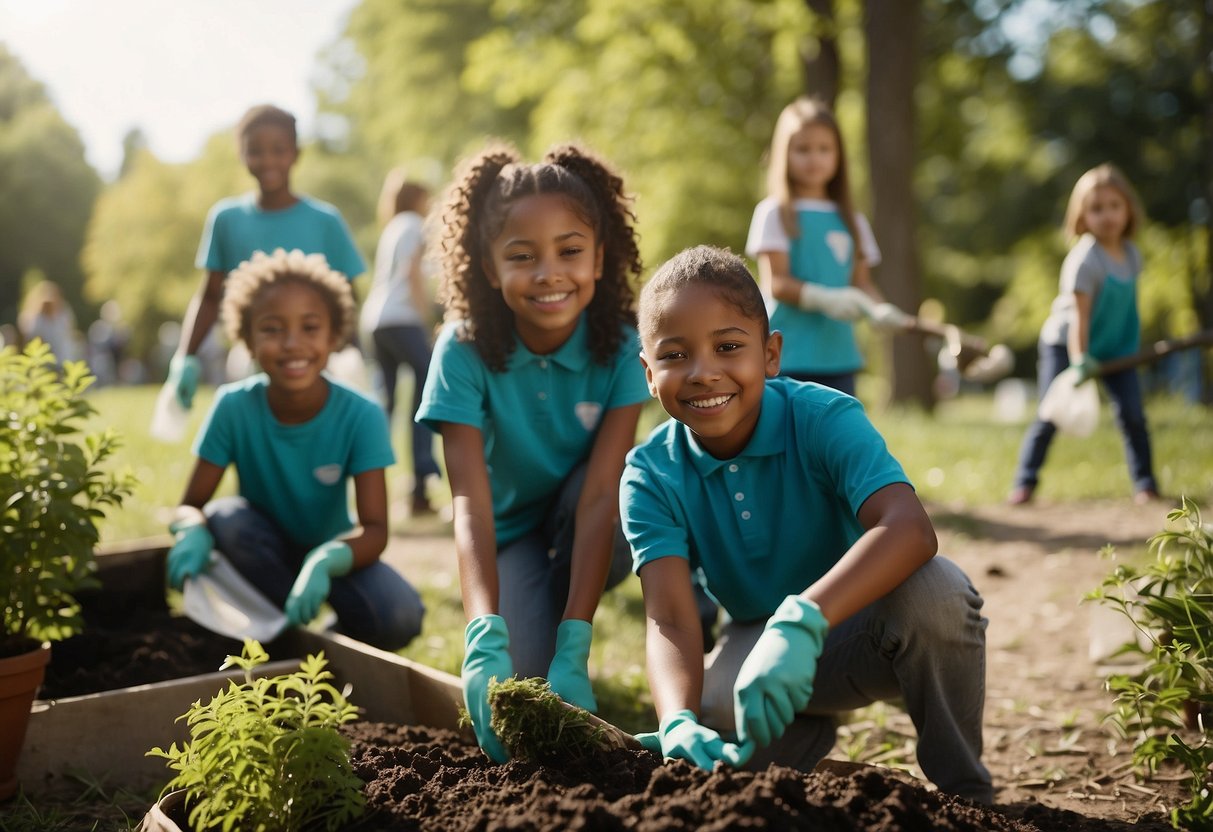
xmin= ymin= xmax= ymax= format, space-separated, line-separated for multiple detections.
xmin=360 ymin=168 xmax=441 ymax=517
xmin=18 ymin=279 xmax=79 ymax=364
xmin=165 ymin=104 xmax=366 ymax=411
xmin=165 ymin=248 xmax=424 ymax=651
xmin=1008 ymin=163 xmax=1159 ymax=506
xmin=417 ymin=142 xmax=648 ymax=762
xmin=746 ymin=97 xmax=909 ymax=396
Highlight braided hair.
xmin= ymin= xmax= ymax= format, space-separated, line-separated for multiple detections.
xmin=435 ymin=141 xmax=642 ymax=372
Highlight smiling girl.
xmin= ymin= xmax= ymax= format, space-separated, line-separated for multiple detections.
xmin=416 ymin=142 xmax=648 ymax=762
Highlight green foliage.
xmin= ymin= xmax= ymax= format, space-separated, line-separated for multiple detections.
xmin=0 ymin=340 xmax=134 ymax=650
xmin=484 ymin=676 xmax=611 ymax=763
xmin=148 ymin=639 xmax=365 ymax=832
xmin=1086 ymin=499 xmax=1213 ymax=828
xmin=0 ymin=44 xmax=100 ymax=325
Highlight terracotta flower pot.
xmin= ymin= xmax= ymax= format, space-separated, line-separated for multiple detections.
xmin=0 ymin=642 xmax=51 ymax=801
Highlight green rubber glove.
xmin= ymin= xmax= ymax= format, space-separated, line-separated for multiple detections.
xmin=462 ymin=615 xmax=513 ymax=763
xmin=654 ymin=709 xmax=753 ymax=771
xmin=733 ymin=595 xmax=829 ymax=749
xmin=1072 ymin=352 xmax=1101 ymax=386
xmin=167 ymin=517 xmax=214 ymax=590
xmin=167 ymin=354 xmax=201 ymax=410
xmin=285 ymin=540 xmax=353 ymax=626
xmin=546 ymin=619 xmax=597 ymax=711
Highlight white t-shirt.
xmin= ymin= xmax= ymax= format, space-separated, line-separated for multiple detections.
xmin=745 ymin=197 xmax=881 ymax=268
xmin=360 ymin=211 xmax=427 ymax=332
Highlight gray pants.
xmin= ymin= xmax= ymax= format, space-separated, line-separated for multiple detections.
xmin=699 ymin=556 xmax=993 ymax=804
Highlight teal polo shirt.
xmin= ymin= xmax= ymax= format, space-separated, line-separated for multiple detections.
xmin=418 ymin=316 xmax=650 ymax=546
xmin=620 ymin=377 xmax=910 ymax=622
xmin=196 ymin=193 xmax=366 ymax=279
xmin=195 ymin=374 xmax=394 ymax=549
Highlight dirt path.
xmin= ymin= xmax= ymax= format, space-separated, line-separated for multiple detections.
xmin=382 ymin=497 xmax=1189 ymax=827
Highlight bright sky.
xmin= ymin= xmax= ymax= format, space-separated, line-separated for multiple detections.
xmin=0 ymin=0 xmax=360 ymax=179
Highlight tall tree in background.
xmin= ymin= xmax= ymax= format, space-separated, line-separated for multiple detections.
xmin=802 ymin=0 xmax=840 ymax=108
xmin=865 ymin=0 xmax=931 ymax=407
xmin=0 ymin=45 xmax=99 ymax=327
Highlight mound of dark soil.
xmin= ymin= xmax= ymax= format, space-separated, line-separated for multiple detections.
xmin=343 ymin=722 xmax=1172 ymax=832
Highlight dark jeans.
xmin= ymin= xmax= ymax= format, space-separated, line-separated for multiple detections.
xmin=782 ymin=370 xmax=857 ymax=397
xmin=205 ymin=496 xmax=425 ymax=651
xmin=1012 ymin=341 xmax=1157 ymax=493
xmin=373 ymin=324 xmax=440 ymax=496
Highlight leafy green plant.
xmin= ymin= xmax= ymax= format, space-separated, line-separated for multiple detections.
xmin=1086 ymin=498 xmax=1213 ymax=829
xmin=469 ymin=676 xmax=611 ymax=764
xmin=148 ymin=639 xmax=365 ymax=832
xmin=1 ymin=339 xmax=135 ymax=655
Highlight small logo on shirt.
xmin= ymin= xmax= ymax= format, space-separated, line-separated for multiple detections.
xmin=826 ymin=230 xmax=852 ymax=265
xmin=574 ymin=402 xmax=603 ymax=431
xmin=313 ymin=464 xmax=342 ymax=485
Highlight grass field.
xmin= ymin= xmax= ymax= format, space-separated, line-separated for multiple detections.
xmin=82 ymin=378 xmax=1213 ymax=736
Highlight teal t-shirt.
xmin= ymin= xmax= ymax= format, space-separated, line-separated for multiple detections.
xmin=417 ymin=316 xmax=650 ymax=546
xmin=620 ymin=377 xmax=910 ymax=622
xmin=196 ymin=193 xmax=366 ymax=279
xmin=195 ymin=375 xmax=394 ymax=548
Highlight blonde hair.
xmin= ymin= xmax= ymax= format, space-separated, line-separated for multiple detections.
xmin=1063 ymin=163 xmax=1144 ymax=242
xmin=376 ymin=167 xmax=431 ymax=228
xmin=221 ymin=249 xmax=356 ymax=348
xmin=766 ymin=96 xmax=862 ymax=252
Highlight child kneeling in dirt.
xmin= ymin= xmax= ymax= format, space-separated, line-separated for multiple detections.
xmin=165 ymin=248 xmax=424 ymax=651
xmin=623 ymin=245 xmax=992 ymax=804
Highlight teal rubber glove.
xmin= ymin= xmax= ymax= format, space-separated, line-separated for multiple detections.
xmin=733 ymin=595 xmax=829 ymax=749
xmin=285 ymin=541 xmax=353 ymax=627
xmin=462 ymin=615 xmax=513 ymax=763
xmin=167 ymin=354 xmax=201 ymax=410
xmin=654 ymin=709 xmax=752 ymax=771
xmin=1072 ymin=352 xmax=1101 ymax=385
xmin=546 ymin=619 xmax=597 ymax=711
xmin=167 ymin=518 xmax=214 ymax=590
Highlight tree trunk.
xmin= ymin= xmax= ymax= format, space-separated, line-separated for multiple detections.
xmin=865 ymin=0 xmax=933 ymax=409
xmin=802 ymin=0 xmax=839 ymax=108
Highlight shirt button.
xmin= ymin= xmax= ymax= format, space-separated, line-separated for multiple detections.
xmin=728 ymin=464 xmax=739 ymax=473
xmin=741 ymin=510 xmax=751 ymax=520
xmin=539 ymin=359 xmax=548 ymax=369
xmin=538 ymin=391 xmax=547 ymax=400
xmin=734 ymin=492 xmax=744 ymax=502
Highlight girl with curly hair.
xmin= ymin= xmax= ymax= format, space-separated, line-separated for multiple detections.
xmin=417 ymin=142 xmax=647 ymax=762
xmin=166 ymin=248 xmax=425 ymax=652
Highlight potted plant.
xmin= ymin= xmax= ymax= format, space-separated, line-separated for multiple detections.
xmin=143 ymin=639 xmax=365 ymax=831
xmin=0 ymin=339 xmax=134 ymax=800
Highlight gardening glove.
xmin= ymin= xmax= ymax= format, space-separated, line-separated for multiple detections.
xmin=867 ymin=302 xmax=914 ymax=332
xmin=546 ymin=619 xmax=598 ymax=712
xmin=797 ymin=283 xmax=872 ymax=321
xmin=167 ymin=517 xmax=214 ymax=590
xmin=284 ymin=540 xmax=353 ymax=627
xmin=653 ymin=709 xmax=753 ymax=771
xmin=734 ymin=595 xmax=829 ymax=749
xmin=462 ymin=614 xmax=513 ymax=763
xmin=167 ymin=354 xmax=201 ymax=410
xmin=1072 ymin=352 xmax=1101 ymax=386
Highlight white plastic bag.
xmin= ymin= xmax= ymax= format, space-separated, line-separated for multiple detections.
xmin=149 ymin=383 xmax=188 ymax=443
xmin=182 ymin=552 xmax=288 ymax=643
xmin=1038 ymin=366 xmax=1100 ymax=437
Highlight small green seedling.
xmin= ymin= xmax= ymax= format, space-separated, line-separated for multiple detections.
xmin=148 ymin=639 xmax=364 ymax=832
xmin=483 ymin=676 xmax=612 ymax=764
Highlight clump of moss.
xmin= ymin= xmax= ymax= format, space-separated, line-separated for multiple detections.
xmin=486 ymin=676 xmax=612 ymax=764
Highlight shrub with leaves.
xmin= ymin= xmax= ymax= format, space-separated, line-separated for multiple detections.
xmin=1086 ymin=498 xmax=1213 ymax=829
xmin=148 ymin=639 xmax=365 ymax=832
xmin=1 ymin=339 xmax=135 ymax=654
xmin=481 ymin=676 xmax=612 ymax=764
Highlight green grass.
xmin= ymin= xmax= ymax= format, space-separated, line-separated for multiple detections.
xmin=82 ymin=381 xmax=1213 ymax=739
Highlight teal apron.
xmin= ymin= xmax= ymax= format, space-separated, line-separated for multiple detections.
xmin=1086 ymin=274 xmax=1140 ymax=362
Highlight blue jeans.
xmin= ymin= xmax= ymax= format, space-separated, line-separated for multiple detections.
xmin=372 ymin=324 xmax=440 ymax=496
xmin=205 ymin=496 xmax=425 ymax=651
xmin=699 ymin=557 xmax=992 ymax=804
xmin=1012 ymin=341 xmax=1157 ymax=493
xmin=495 ymin=464 xmax=634 ymax=678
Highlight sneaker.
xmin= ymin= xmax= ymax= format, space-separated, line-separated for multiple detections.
xmin=1134 ymin=489 xmax=1161 ymax=506
xmin=1006 ymin=486 xmax=1034 ymax=506
xmin=410 ymin=494 xmax=436 ymax=516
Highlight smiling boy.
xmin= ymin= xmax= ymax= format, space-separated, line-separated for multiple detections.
xmin=622 ymin=245 xmax=993 ymax=803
